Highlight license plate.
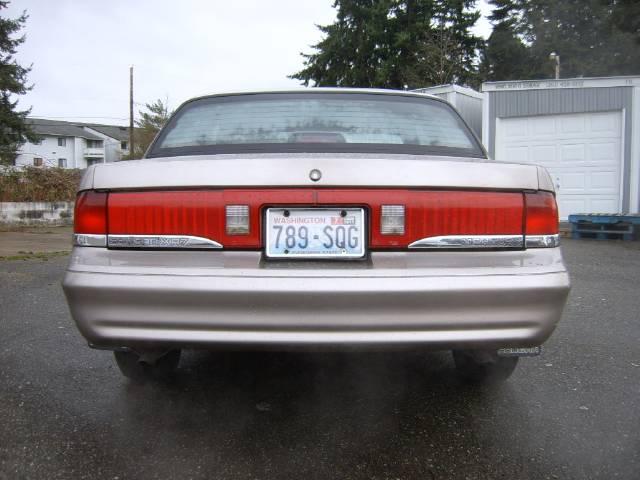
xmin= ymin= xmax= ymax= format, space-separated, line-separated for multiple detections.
xmin=265 ymin=208 xmax=366 ymax=258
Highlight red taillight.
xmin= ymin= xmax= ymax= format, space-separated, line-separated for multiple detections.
xmin=105 ymin=189 xmax=529 ymax=249
xmin=107 ymin=190 xmax=315 ymax=248
xmin=74 ymin=191 xmax=107 ymax=234
xmin=525 ymin=192 xmax=559 ymax=235
xmin=330 ymin=190 xmax=523 ymax=248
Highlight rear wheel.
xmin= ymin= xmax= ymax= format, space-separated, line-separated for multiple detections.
xmin=114 ymin=349 xmax=181 ymax=382
xmin=452 ymin=349 xmax=518 ymax=384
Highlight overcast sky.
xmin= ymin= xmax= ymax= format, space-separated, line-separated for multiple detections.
xmin=7 ymin=0 xmax=492 ymax=125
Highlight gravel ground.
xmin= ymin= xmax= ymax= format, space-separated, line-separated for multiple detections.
xmin=0 ymin=226 xmax=72 ymax=258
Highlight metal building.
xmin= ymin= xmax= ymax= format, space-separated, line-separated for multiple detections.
xmin=482 ymin=76 xmax=640 ymax=219
xmin=413 ymin=84 xmax=484 ymax=139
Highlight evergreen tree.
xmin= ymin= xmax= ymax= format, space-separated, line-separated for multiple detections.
xmin=290 ymin=0 xmax=483 ymax=89
xmin=410 ymin=0 xmax=484 ymax=87
xmin=0 ymin=1 xmax=37 ymax=165
xmin=482 ymin=0 xmax=640 ymax=80
xmin=608 ymin=0 xmax=640 ymax=43
xmin=523 ymin=0 xmax=614 ymax=78
xmin=480 ymin=23 xmax=531 ymax=80
xmin=480 ymin=0 xmax=533 ymax=81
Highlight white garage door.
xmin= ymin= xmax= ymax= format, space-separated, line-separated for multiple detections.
xmin=495 ymin=111 xmax=623 ymax=219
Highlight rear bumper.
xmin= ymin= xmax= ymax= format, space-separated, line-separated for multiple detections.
xmin=62 ymin=248 xmax=570 ymax=350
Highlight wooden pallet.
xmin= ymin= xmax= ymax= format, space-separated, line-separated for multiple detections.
xmin=568 ymin=214 xmax=640 ymax=241
xmin=558 ymin=222 xmax=572 ymax=238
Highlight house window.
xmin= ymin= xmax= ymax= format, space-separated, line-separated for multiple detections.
xmin=86 ymin=158 xmax=102 ymax=166
xmin=86 ymin=139 xmax=103 ymax=148
xmin=121 ymin=141 xmax=128 ymax=150
xmin=33 ymin=157 xmax=43 ymax=167
xmin=57 ymin=137 xmax=66 ymax=147
xmin=58 ymin=158 xmax=67 ymax=168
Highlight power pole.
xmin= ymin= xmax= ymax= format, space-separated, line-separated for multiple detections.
xmin=129 ymin=65 xmax=134 ymax=158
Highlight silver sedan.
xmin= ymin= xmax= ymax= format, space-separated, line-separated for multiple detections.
xmin=63 ymin=89 xmax=570 ymax=383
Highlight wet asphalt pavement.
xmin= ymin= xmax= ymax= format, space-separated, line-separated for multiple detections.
xmin=1 ymin=239 xmax=639 ymax=479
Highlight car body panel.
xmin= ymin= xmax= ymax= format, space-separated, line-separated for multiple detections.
xmin=65 ymin=89 xmax=569 ymax=353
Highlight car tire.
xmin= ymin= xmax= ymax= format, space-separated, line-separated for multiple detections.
xmin=452 ymin=349 xmax=518 ymax=384
xmin=114 ymin=349 xmax=181 ymax=382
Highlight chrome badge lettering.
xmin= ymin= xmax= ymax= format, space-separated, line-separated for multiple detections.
xmin=107 ymin=235 xmax=223 ymax=249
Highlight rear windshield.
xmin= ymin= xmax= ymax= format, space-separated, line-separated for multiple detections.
xmin=148 ymin=92 xmax=484 ymax=158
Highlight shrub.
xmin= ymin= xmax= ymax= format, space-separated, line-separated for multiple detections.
xmin=0 ymin=167 xmax=82 ymax=202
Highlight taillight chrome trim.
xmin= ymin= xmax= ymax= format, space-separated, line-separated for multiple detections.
xmin=408 ymin=234 xmax=561 ymax=250
xmin=408 ymin=235 xmax=524 ymax=249
xmin=77 ymin=234 xmax=559 ymax=250
xmin=525 ymin=234 xmax=560 ymax=248
xmin=73 ymin=234 xmax=107 ymax=247
xmin=107 ymin=235 xmax=223 ymax=249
